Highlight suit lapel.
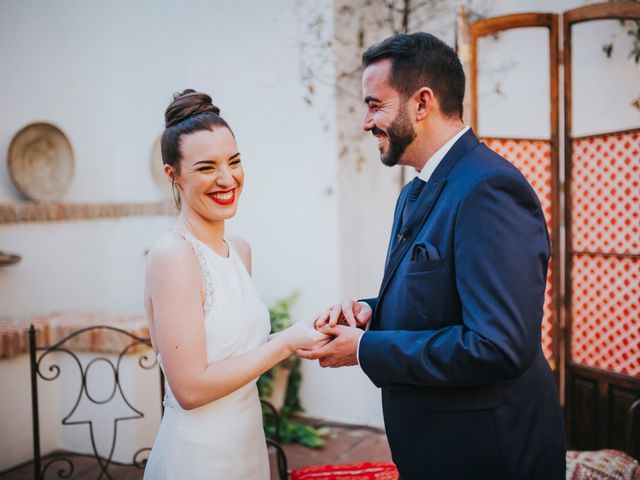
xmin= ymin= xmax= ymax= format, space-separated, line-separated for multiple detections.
xmin=379 ymin=179 xmax=446 ymax=295
xmin=372 ymin=129 xmax=480 ymax=328
xmin=385 ymin=184 xmax=411 ymax=268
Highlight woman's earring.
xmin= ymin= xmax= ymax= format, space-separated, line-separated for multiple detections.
xmin=171 ymin=180 xmax=181 ymax=208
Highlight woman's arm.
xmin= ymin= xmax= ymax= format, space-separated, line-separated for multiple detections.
xmin=146 ymin=235 xmax=324 ymax=410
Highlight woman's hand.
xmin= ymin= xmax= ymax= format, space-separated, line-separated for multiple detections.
xmin=279 ymin=317 xmax=330 ymax=354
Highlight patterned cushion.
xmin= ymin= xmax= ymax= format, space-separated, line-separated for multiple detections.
xmin=291 ymin=461 xmax=399 ymax=480
xmin=567 ymin=449 xmax=640 ymax=480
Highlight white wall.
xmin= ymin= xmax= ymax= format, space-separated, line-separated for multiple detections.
xmin=0 ymin=0 xmax=340 ymax=311
xmin=0 ymin=218 xmax=172 ymax=316
xmin=0 ymin=354 xmax=60 ymax=470
xmin=0 ymin=4 xmax=341 ymax=338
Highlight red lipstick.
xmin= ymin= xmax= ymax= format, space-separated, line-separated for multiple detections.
xmin=207 ymin=189 xmax=236 ymax=205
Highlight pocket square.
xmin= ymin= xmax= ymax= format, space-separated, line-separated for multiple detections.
xmin=411 ymin=241 xmax=440 ymax=262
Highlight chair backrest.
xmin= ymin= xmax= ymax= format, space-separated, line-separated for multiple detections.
xmin=29 ymin=324 xmax=164 ymax=480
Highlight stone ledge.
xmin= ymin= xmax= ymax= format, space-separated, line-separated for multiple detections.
xmin=0 ymin=201 xmax=177 ymax=224
xmin=0 ymin=311 xmax=151 ymax=359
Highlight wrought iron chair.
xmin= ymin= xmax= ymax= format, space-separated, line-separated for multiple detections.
xmin=261 ymin=399 xmax=289 ymax=480
xmin=28 ymin=324 xmax=164 ymax=479
xmin=28 ymin=324 xmax=290 ymax=479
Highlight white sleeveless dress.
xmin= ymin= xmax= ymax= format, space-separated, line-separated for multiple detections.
xmin=144 ymin=225 xmax=271 ymax=480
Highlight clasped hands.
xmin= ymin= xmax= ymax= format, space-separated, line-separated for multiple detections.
xmin=296 ymin=300 xmax=372 ymax=368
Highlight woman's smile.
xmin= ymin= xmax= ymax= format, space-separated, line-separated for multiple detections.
xmin=207 ymin=188 xmax=236 ymax=205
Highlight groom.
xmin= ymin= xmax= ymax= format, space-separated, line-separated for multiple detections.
xmin=299 ymin=33 xmax=566 ymax=479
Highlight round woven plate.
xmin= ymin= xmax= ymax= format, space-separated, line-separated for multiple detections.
xmin=150 ymin=134 xmax=172 ymax=197
xmin=7 ymin=122 xmax=74 ymax=203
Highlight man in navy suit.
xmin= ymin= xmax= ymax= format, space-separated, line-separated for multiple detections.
xmin=298 ymin=32 xmax=566 ymax=479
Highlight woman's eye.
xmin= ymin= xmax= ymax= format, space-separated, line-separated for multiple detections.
xmin=230 ymin=160 xmax=241 ymax=166
xmin=198 ymin=167 xmax=213 ymax=172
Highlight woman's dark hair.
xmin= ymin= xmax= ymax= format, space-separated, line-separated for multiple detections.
xmin=161 ymin=89 xmax=233 ymax=175
xmin=362 ymin=32 xmax=465 ymax=120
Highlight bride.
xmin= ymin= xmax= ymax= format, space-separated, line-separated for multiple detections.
xmin=143 ymin=89 xmax=328 ymax=479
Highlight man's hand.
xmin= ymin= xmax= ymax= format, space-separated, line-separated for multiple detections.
xmin=315 ymin=300 xmax=372 ymax=330
xmin=296 ymin=325 xmax=363 ymax=367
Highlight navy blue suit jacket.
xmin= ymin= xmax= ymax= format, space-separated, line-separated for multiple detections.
xmin=359 ymin=130 xmax=565 ymax=479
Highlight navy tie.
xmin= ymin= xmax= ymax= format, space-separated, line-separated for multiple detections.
xmin=402 ymin=177 xmax=426 ymax=227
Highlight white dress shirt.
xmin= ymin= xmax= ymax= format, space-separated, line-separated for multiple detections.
xmin=356 ymin=126 xmax=470 ymax=366
xmin=417 ymin=126 xmax=469 ymax=183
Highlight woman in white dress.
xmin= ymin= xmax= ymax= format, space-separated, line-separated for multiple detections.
xmin=143 ymin=89 xmax=328 ymax=479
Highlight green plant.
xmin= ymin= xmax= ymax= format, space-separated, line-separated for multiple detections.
xmin=602 ymin=18 xmax=640 ymax=63
xmin=600 ymin=1 xmax=640 ymax=110
xmin=601 ymin=0 xmax=640 ymax=63
xmin=259 ymin=292 xmax=331 ymax=448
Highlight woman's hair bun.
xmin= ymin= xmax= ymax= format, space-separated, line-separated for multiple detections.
xmin=164 ymin=89 xmax=221 ymax=128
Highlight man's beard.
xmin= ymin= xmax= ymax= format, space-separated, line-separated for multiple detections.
xmin=378 ymin=105 xmax=416 ymax=167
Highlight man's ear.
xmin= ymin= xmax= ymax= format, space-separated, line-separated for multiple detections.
xmin=414 ymin=87 xmax=434 ymax=121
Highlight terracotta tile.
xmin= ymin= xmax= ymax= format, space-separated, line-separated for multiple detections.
xmin=0 ymin=311 xmax=150 ymax=359
xmin=277 ymin=425 xmax=391 ymax=471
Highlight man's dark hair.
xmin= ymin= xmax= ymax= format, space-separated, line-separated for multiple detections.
xmin=362 ymin=32 xmax=465 ymax=119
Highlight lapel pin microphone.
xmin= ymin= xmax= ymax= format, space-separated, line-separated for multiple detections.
xmin=397 ymin=228 xmax=410 ymax=243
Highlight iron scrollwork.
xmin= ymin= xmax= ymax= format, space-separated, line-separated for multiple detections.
xmin=29 ymin=324 xmax=164 ymax=479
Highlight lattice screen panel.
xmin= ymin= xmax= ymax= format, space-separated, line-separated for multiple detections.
xmin=571 ymin=131 xmax=640 ymax=254
xmin=570 ymin=130 xmax=640 ymax=377
xmin=483 ymin=138 xmax=554 ymax=365
xmin=570 ymin=255 xmax=639 ymax=376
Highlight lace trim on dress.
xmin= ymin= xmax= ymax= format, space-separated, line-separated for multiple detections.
xmin=163 ymin=384 xmax=176 ymax=409
xmin=172 ymin=224 xmax=215 ymax=318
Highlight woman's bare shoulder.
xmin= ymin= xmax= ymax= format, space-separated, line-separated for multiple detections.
xmin=228 ymin=235 xmax=251 ymax=254
xmin=228 ymin=235 xmax=252 ymax=273
xmin=146 ymin=232 xmax=197 ymax=272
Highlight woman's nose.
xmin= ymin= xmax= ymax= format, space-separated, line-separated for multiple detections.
xmin=216 ymin=167 xmax=235 ymax=186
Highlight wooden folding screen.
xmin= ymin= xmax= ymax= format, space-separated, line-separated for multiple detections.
xmin=467 ymin=2 xmax=640 ymax=456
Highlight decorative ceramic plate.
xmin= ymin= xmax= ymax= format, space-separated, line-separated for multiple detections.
xmin=150 ymin=134 xmax=171 ymax=197
xmin=7 ymin=122 xmax=74 ymax=202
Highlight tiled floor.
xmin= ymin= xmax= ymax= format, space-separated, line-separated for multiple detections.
xmin=0 ymin=455 xmax=143 ymax=480
xmin=271 ymin=422 xmax=392 ymax=479
xmin=0 ymin=422 xmax=392 ymax=480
